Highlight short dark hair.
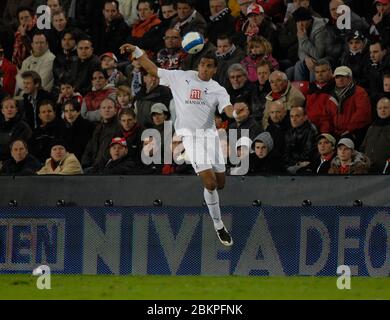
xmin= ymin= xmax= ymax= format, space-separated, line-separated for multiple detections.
xmin=32 ymin=31 xmax=48 ymax=42
xmin=314 ymin=59 xmax=332 ymax=69
xmin=38 ymin=100 xmax=55 ymax=113
xmin=370 ymin=40 xmax=386 ymax=51
xmin=10 ymin=139 xmax=28 ymax=151
xmin=21 ymin=71 xmax=42 ymax=87
xmin=17 ymin=6 xmax=34 ymax=19
xmin=59 ymin=76 xmax=75 ymax=87
xmin=256 ymin=59 xmax=274 ymax=73
xmin=118 ymin=108 xmax=136 ymax=120
xmin=63 ymin=97 xmax=81 ymax=112
xmin=91 ymin=68 xmax=109 ymax=80
xmin=199 ymin=53 xmax=218 ymax=68
xmin=217 ymin=34 xmax=232 ymax=44
xmin=137 ymin=0 xmax=154 ymax=11
xmin=176 ymin=0 xmax=194 ymax=7
xmin=233 ymin=95 xmax=251 ymax=108
xmin=104 ymin=0 xmax=119 ymax=10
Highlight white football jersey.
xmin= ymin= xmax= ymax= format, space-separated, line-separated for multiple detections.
xmin=158 ymin=68 xmax=231 ymax=137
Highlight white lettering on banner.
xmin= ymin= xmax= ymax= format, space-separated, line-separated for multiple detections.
xmin=82 ymin=210 xmax=121 ymax=274
xmin=132 ymin=214 xmax=149 ymax=274
xmin=0 ymin=219 xmax=65 ymax=272
xmin=36 ymin=5 xmax=51 ymax=30
xmin=338 ymin=217 xmax=360 ymax=276
xmin=201 ymin=215 xmax=231 ymax=275
xmin=336 ymin=5 xmax=351 ymax=30
xmin=364 ymin=212 xmax=390 ymax=277
xmin=33 ymin=265 xmax=51 ymax=290
xmin=234 ymin=211 xmax=284 ymax=276
xmin=152 ymin=214 xmax=200 ymax=274
xmin=299 ymin=217 xmax=330 ymax=275
xmin=337 ymin=265 xmax=351 ymax=290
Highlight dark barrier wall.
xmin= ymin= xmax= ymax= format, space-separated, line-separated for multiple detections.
xmin=0 ymin=175 xmax=389 ymax=206
xmin=0 ymin=206 xmax=389 ymax=276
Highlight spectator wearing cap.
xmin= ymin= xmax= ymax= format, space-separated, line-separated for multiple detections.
xmin=0 ymin=45 xmax=17 ymax=96
xmin=81 ymin=69 xmax=117 ymax=123
xmin=234 ymin=0 xmax=255 ymax=34
xmin=206 ymin=0 xmax=236 ymax=46
xmin=116 ymin=108 xmax=143 ymax=162
xmin=340 ymin=30 xmax=370 ymax=88
xmin=29 ymin=100 xmax=66 ymax=164
xmin=134 ymin=72 xmax=172 ymax=128
xmin=91 ymin=0 xmax=130 ymax=58
xmin=62 ymin=98 xmax=95 ymax=161
xmin=215 ymin=34 xmax=246 ymax=89
xmin=241 ymin=3 xmax=279 ymax=57
xmin=248 ymin=131 xmax=283 ymax=175
xmin=87 ymin=136 xmax=139 ymax=175
xmin=291 ymin=7 xmax=330 ymax=82
xmin=0 ymin=97 xmax=32 ymax=163
xmin=364 ymin=40 xmax=390 ymax=104
xmin=229 ymin=97 xmax=263 ymax=141
xmin=100 ymin=52 xmax=127 ymax=87
xmin=371 ymin=0 xmax=390 ymax=49
xmin=16 ymin=32 xmax=56 ymax=92
xmin=37 ymin=139 xmax=83 ymax=175
xmin=283 ymin=105 xmax=318 ymax=174
xmin=150 ymin=102 xmax=170 ymax=137
xmin=326 ymin=0 xmax=369 ymax=67
xmin=262 ymin=70 xmax=305 ymax=129
xmin=82 ymin=97 xmax=120 ymax=169
xmin=229 ymin=136 xmax=253 ymax=176
xmin=157 ymin=28 xmax=188 ymax=71
xmin=297 ymin=133 xmax=337 ymax=174
xmin=53 ymin=29 xmax=79 ymax=92
xmin=306 ymin=59 xmax=335 ymax=133
xmin=0 ymin=139 xmax=41 ymax=176
xmin=328 ymin=138 xmax=370 ymax=174
xmin=170 ymin=0 xmax=208 ymax=37
xmin=324 ymin=66 xmax=372 ymax=146
xmin=227 ymin=63 xmax=255 ymax=103
xmin=361 ymin=97 xmax=390 ymax=173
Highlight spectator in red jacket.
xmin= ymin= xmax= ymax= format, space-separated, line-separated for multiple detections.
xmin=306 ymin=59 xmax=335 ymax=133
xmin=324 ymin=66 xmax=372 ymax=146
xmin=0 ymin=45 xmax=17 ymax=96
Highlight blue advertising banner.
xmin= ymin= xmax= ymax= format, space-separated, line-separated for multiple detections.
xmin=0 ymin=207 xmax=389 ymax=276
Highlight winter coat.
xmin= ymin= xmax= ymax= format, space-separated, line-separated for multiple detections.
xmin=324 ymin=84 xmax=372 ymax=136
xmin=0 ymin=113 xmax=32 ymax=161
xmin=283 ymin=120 xmax=318 ymax=167
xmin=29 ymin=119 xmax=66 ymax=164
xmin=170 ymin=10 xmax=207 ymax=37
xmin=53 ymin=48 xmax=78 ymax=89
xmin=250 ymin=81 xmax=271 ymax=123
xmin=81 ymin=116 xmax=120 ymax=168
xmin=306 ymin=80 xmax=335 ymax=133
xmin=37 ymin=153 xmax=83 ymax=175
xmin=88 ymin=154 xmax=139 ymax=175
xmin=364 ymin=54 xmax=390 ymax=104
xmin=298 ymin=17 xmax=329 ymax=62
xmin=16 ymin=50 xmax=56 ymax=92
xmin=81 ymin=85 xmax=117 ymax=123
xmin=92 ymin=16 xmax=130 ymax=57
xmin=361 ymin=117 xmax=390 ymax=174
xmin=340 ymin=48 xmax=370 ymax=88
xmin=69 ymin=55 xmax=101 ymax=96
xmin=0 ymin=57 xmax=17 ymax=96
xmin=134 ymin=85 xmax=172 ymax=128
xmin=263 ymin=81 xmax=306 ymax=129
xmin=373 ymin=14 xmax=390 ymax=49
xmin=227 ymin=80 xmax=256 ymax=104
xmin=22 ymin=89 xmax=54 ymax=130
xmin=206 ymin=8 xmax=236 ymax=46
xmin=132 ymin=14 xmax=161 ymax=39
xmin=297 ymin=153 xmax=336 ymax=175
xmin=228 ymin=116 xmax=263 ymax=141
xmin=131 ymin=16 xmax=166 ymax=54
xmin=328 ymin=151 xmax=370 ymax=175
xmin=248 ymin=151 xmax=283 ymax=175
xmin=116 ymin=123 xmax=144 ymax=162
xmin=215 ymin=47 xmax=246 ymax=89
xmin=63 ymin=116 xmax=95 ymax=162
xmin=0 ymin=154 xmax=41 ymax=176
xmin=241 ymin=54 xmax=279 ymax=83
xmin=266 ymin=115 xmax=290 ymax=159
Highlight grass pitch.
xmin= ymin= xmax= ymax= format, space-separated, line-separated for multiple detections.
xmin=0 ymin=275 xmax=389 ymax=300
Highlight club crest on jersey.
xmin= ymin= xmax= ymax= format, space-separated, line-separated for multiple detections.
xmin=190 ymin=89 xmax=202 ymax=100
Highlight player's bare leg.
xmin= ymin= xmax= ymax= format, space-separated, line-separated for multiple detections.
xmin=199 ymin=170 xmax=233 ymax=246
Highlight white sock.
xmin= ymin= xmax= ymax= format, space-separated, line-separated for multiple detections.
xmin=204 ymin=188 xmax=224 ymax=230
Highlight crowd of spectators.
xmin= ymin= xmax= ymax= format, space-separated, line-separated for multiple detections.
xmin=0 ymin=0 xmax=389 ymax=176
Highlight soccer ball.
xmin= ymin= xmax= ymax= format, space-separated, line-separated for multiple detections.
xmin=182 ymin=32 xmax=205 ymax=54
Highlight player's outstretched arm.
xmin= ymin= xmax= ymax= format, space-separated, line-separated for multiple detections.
xmin=224 ymin=105 xmax=235 ymax=119
xmin=119 ymin=44 xmax=159 ymax=78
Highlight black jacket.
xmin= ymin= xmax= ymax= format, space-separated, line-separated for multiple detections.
xmin=297 ymin=153 xmax=336 ymax=175
xmin=89 ymin=154 xmax=140 ymax=175
xmin=0 ymin=113 xmax=32 ymax=161
xmin=228 ymin=116 xmax=263 ymax=141
xmin=63 ymin=116 xmax=95 ymax=161
xmin=22 ymin=89 xmax=54 ymax=130
xmin=248 ymin=152 xmax=283 ymax=175
xmin=0 ymin=154 xmax=41 ymax=176
xmin=206 ymin=9 xmax=235 ymax=46
xmin=266 ymin=115 xmax=291 ymax=159
xmin=69 ymin=55 xmax=101 ymax=96
xmin=53 ymin=48 xmax=79 ymax=88
xmin=228 ymin=81 xmax=255 ymax=104
xmin=92 ymin=16 xmax=130 ymax=58
xmin=340 ymin=48 xmax=370 ymax=88
xmin=283 ymin=120 xmax=318 ymax=167
xmin=214 ymin=46 xmax=246 ymax=89
xmin=29 ymin=119 xmax=66 ymax=164
xmin=251 ymin=81 xmax=271 ymax=124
